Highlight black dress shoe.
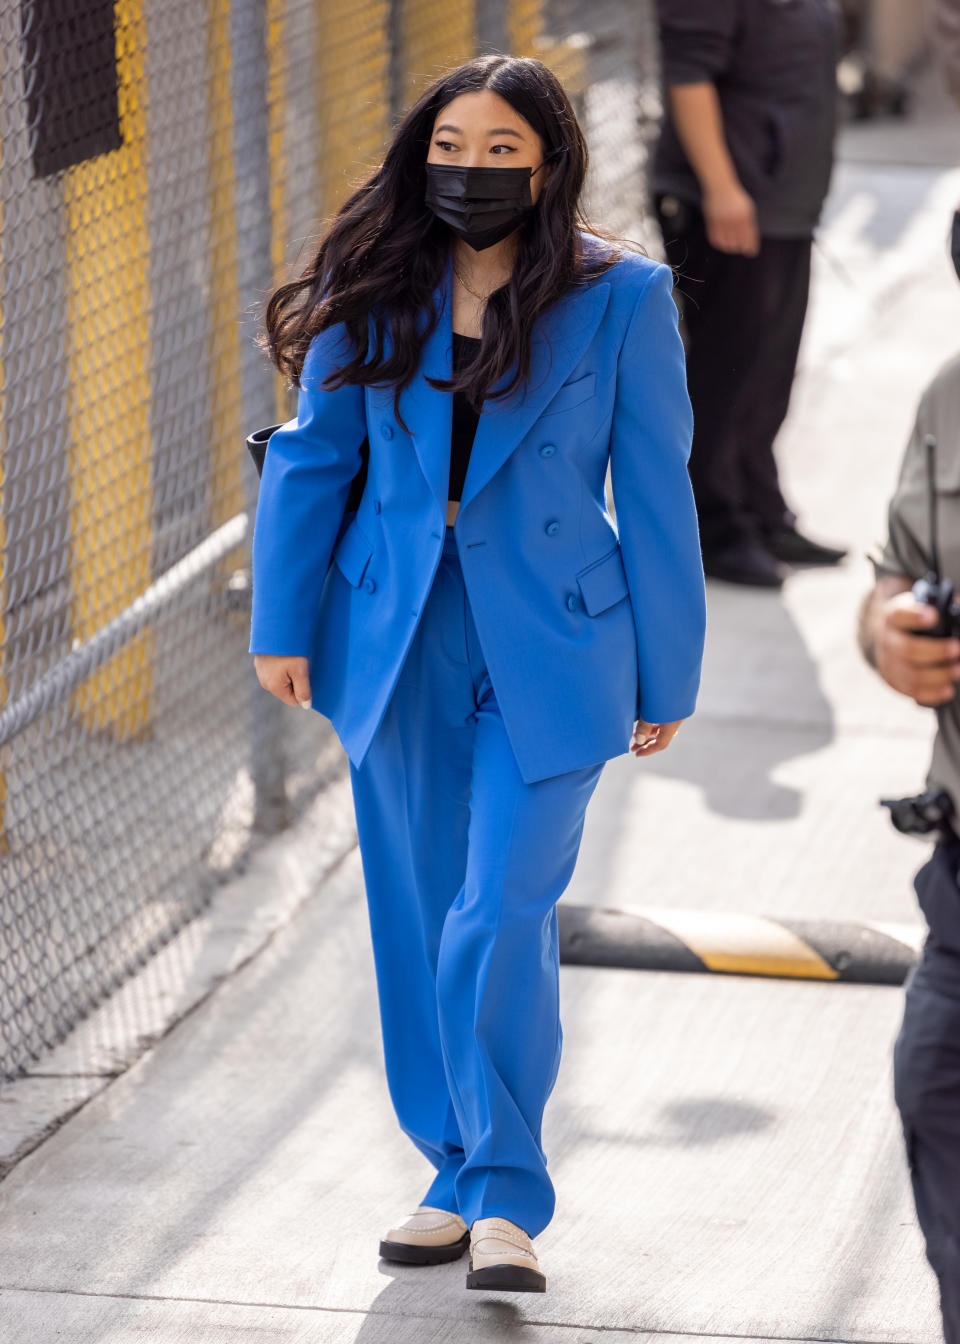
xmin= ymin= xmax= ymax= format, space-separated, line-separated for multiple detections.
xmin=701 ymin=539 xmax=785 ymax=588
xmin=765 ymin=525 xmax=847 ymax=567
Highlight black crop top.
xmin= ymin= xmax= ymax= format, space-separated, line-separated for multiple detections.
xmin=449 ymin=331 xmax=482 ymax=502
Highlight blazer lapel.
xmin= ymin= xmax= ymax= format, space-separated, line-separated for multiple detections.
xmin=396 ymin=252 xmax=454 ymax=510
xmin=459 ymin=280 xmax=612 ymax=511
xmin=386 ymin=265 xmax=611 ymax=512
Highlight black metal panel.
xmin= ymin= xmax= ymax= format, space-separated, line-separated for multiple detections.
xmin=21 ymin=0 xmax=122 ymax=177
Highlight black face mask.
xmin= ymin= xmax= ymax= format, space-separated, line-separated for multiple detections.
xmin=424 ymin=152 xmax=560 ymax=252
xmin=951 ymin=209 xmax=960 ymax=283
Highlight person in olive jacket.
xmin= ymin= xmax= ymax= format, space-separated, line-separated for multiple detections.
xmin=651 ymin=0 xmax=848 ymax=588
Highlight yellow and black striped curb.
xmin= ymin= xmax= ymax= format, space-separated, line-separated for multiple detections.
xmin=557 ymin=904 xmax=925 ymax=985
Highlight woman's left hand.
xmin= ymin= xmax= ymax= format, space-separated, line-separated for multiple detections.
xmin=630 ymin=719 xmax=684 ymax=757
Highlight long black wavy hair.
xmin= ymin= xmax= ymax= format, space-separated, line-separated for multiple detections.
xmin=258 ymin=54 xmax=630 ymax=428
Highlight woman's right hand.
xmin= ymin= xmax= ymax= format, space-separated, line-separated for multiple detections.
xmin=253 ymin=654 xmax=313 ymax=709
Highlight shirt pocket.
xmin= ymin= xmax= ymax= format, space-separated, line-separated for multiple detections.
xmin=540 ymin=371 xmax=597 ymax=418
xmin=576 ymin=544 xmax=630 ymax=616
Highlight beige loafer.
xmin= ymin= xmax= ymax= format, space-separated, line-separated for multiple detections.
xmin=379 ymin=1205 xmax=470 ymax=1265
xmin=465 ymin=1216 xmax=546 ymax=1292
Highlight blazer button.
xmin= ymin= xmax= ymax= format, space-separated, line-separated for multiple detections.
xmin=566 ymin=593 xmax=578 ymax=612
xmin=363 ymin=576 xmax=377 ymax=594
xmin=545 ymin=520 xmax=560 ymax=536
xmin=381 ymin=424 xmax=394 ymax=440
xmin=539 ymin=443 xmax=556 ymax=458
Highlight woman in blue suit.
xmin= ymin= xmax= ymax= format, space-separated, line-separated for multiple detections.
xmin=249 ymin=54 xmax=706 ymax=1293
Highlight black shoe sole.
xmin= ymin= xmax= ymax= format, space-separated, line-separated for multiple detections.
xmin=703 ymin=563 xmax=783 ymax=588
xmin=771 ymin=549 xmax=847 ymax=567
xmin=466 ymin=1263 xmax=547 ymax=1292
xmin=765 ymin=533 xmax=848 ymax=566
xmin=379 ymin=1230 xmax=470 ymax=1265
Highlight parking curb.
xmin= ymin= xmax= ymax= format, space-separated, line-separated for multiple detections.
xmin=558 ymin=904 xmax=925 ymax=986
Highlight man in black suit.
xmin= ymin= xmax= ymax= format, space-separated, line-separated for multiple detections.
xmin=652 ymin=0 xmax=848 ymax=588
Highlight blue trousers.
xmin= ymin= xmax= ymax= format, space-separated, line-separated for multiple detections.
xmin=348 ymin=527 xmax=604 ymax=1238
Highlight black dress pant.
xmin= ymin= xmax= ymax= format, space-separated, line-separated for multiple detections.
xmin=655 ymin=194 xmax=812 ymax=553
xmin=893 ymin=839 xmax=960 ymax=1344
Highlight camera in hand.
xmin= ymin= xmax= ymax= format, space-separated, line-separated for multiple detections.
xmin=879 ymin=434 xmax=960 ymax=841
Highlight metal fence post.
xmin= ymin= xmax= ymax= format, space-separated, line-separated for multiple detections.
xmin=230 ymin=0 xmax=290 ymax=835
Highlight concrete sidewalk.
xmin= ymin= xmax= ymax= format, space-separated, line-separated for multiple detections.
xmin=0 ymin=833 xmax=936 ymax=1342
xmin=0 ymin=75 xmax=957 ymax=1344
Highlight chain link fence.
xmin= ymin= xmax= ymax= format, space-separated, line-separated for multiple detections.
xmin=0 ymin=0 xmax=656 ymax=1083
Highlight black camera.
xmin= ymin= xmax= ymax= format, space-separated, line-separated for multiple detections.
xmin=880 ymin=787 xmax=956 ymax=840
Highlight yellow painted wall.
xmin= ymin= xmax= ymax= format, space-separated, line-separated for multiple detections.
xmin=63 ymin=0 xmax=155 ymax=742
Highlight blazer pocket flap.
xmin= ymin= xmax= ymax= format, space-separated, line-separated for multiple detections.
xmin=576 ymin=545 xmax=629 ymax=616
xmin=541 ymin=371 xmax=597 ymax=417
xmin=332 ymin=520 xmax=373 ymax=587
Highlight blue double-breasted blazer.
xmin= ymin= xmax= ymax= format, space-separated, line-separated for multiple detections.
xmin=248 ymin=234 xmax=707 ymax=783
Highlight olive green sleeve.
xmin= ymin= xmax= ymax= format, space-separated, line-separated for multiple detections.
xmin=868 ymin=399 xmax=936 ymax=583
